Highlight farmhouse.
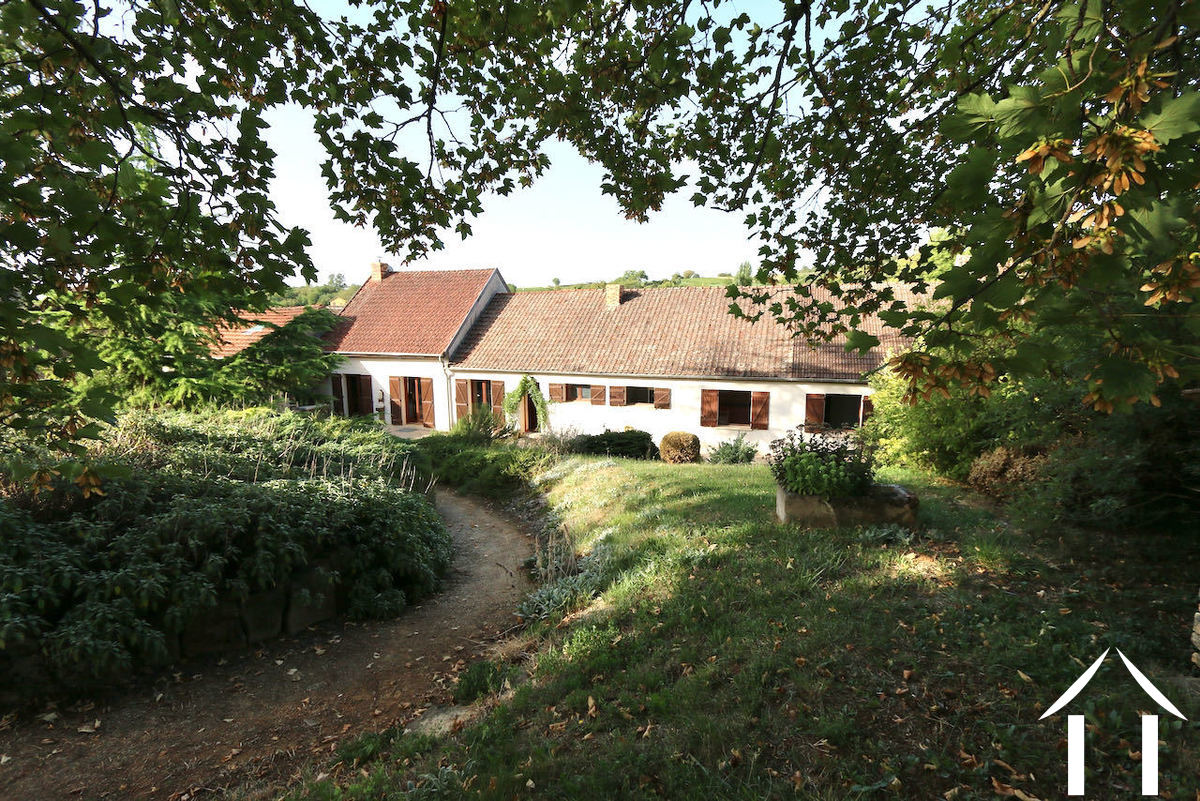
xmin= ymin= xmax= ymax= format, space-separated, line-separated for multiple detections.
xmin=315 ymin=262 xmax=907 ymax=449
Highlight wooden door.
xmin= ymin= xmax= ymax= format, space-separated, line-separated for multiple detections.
xmin=356 ymin=374 xmax=374 ymax=416
xmin=420 ymin=378 xmax=435 ymax=428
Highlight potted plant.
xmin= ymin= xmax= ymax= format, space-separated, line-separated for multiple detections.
xmin=768 ymin=430 xmax=917 ymax=527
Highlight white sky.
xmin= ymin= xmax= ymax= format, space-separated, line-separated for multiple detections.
xmin=263 ymin=105 xmax=760 ymax=289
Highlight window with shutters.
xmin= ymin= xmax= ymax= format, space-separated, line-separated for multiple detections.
xmin=565 ymin=383 xmax=591 ymax=402
xmin=626 ymin=386 xmax=655 ymax=405
xmin=717 ymin=390 xmax=752 ymax=426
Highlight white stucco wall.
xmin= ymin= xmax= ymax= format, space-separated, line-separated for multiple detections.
xmin=450 ymin=369 xmax=872 ymax=452
xmin=326 ymin=356 xmax=453 ymax=427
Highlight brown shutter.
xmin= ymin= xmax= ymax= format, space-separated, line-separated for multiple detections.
xmin=357 ymin=374 xmax=374 ymax=416
xmin=548 ymin=383 xmax=565 ymax=402
xmin=388 ymin=377 xmax=404 ymax=425
xmin=330 ymin=374 xmax=345 ymax=416
xmin=591 ymin=385 xmax=606 ymax=405
xmin=750 ymin=391 xmax=770 ymax=430
xmin=455 ymin=379 xmax=469 ymax=420
xmin=860 ymin=395 xmax=874 ymax=425
xmin=700 ymin=389 xmax=719 ymax=427
xmin=490 ymin=380 xmax=505 ymax=423
xmin=609 ymin=386 xmax=626 ymax=406
xmin=804 ymin=393 xmax=826 ymax=431
xmin=420 ymin=378 xmax=435 ymax=428
xmin=654 ymin=387 xmax=671 ymax=409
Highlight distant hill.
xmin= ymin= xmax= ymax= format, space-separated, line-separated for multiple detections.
xmin=513 ymin=271 xmax=737 ymax=292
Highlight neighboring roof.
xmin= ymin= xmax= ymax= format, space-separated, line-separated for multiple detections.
xmin=324 ymin=268 xmax=501 ymax=356
xmin=451 ymin=285 xmax=912 ymax=382
xmin=211 ymin=306 xmax=309 ymax=358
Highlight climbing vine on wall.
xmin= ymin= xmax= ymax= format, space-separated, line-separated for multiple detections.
xmin=503 ymin=375 xmax=550 ymax=431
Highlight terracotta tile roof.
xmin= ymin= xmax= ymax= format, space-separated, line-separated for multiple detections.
xmin=324 ymin=268 xmax=500 ymax=356
xmin=212 ymin=306 xmax=309 ymax=358
xmin=451 ymin=285 xmax=913 ymax=382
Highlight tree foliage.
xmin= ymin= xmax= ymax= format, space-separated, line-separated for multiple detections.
xmin=7 ymin=0 xmax=1198 ymax=467
xmin=1 ymin=0 xmax=324 ymax=461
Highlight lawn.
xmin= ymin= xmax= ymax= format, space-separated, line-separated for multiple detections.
xmin=294 ymin=457 xmax=1200 ymax=800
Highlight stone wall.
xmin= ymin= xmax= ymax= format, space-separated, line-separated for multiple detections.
xmin=775 ymin=484 xmax=918 ymax=528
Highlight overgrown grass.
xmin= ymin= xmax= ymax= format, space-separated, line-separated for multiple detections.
xmin=292 ymin=458 xmax=1200 ymax=800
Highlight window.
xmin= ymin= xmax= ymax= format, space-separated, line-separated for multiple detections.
xmin=824 ymin=394 xmax=862 ymax=427
xmin=717 ymin=390 xmax=752 ymax=426
xmin=805 ymin=392 xmax=865 ymax=430
xmin=626 ymin=386 xmax=655 ymax=405
xmin=470 ymin=379 xmax=492 ymax=409
xmin=565 ymin=383 xmax=591 ymax=402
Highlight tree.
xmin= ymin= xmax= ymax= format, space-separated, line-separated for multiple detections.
xmin=9 ymin=0 xmax=1199 ymax=468
xmin=734 ymin=261 xmax=754 ymax=286
xmin=1 ymin=0 xmax=324 ymax=467
xmin=616 ymin=269 xmax=650 ymax=287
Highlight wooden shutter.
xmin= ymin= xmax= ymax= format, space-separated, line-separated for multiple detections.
xmin=609 ymin=386 xmax=626 ymax=406
xmin=548 ymin=383 xmax=565 ymax=402
xmin=654 ymin=387 xmax=671 ymax=409
xmin=700 ymin=389 xmax=719 ymax=427
xmin=330 ymin=374 xmax=345 ymax=416
xmin=420 ymin=378 xmax=435 ymax=428
xmin=356 ymin=374 xmax=374 ymax=416
xmin=860 ymin=395 xmax=874 ymax=425
xmin=804 ymin=393 xmax=826 ymax=431
xmin=591 ymin=385 xmax=606 ymax=405
xmin=491 ymin=380 xmax=505 ymax=423
xmin=750 ymin=391 xmax=770 ymax=430
xmin=455 ymin=379 xmax=469 ymax=420
xmin=388 ymin=377 xmax=404 ymax=425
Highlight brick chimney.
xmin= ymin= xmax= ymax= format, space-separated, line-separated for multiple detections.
xmin=369 ymin=260 xmax=392 ymax=282
xmin=605 ymin=283 xmax=623 ymax=309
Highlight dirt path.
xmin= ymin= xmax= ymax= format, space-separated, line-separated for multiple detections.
xmin=0 ymin=491 xmax=532 ymax=801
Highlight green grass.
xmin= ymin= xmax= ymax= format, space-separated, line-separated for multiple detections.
xmin=292 ymin=458 xmax=1200 ymax=800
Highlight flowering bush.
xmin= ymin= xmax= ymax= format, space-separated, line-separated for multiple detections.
xmin=769 ymin=431 xmax=874 ymax=497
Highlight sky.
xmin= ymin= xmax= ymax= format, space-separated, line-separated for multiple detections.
xmin=262 ymin=2 xmax=772 ymax=290
xmin=263 ymin=107 xmax=760 ymax=290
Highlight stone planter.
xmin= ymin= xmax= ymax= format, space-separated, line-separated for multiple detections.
xmin=775 ymin=483 xmax=918 ymax=528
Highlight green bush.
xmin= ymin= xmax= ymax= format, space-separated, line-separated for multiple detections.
xmin=660 ymin=431 xmax=701 ymax=464
xmin=417 ymin=436 xmax=554 ymax=499
xmin=450 ymin=406 xmax=508 ymax=444
xmin=706 ymin=433 xmax=758 ymax=464
xmin=0 ymin=473 xmax=450 ymax=691
xmin=567 ymin=430 xmax=658 ymax=459
xmin=106 ymin=406 xmax=431 ymax=484
xmin=769 ymin=431 xmax=874 ymax=497
xmin=864 ymin=365 xmax=1200 ymax=529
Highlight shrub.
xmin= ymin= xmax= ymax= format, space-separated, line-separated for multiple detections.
xmin=567 ymin=430 xmax=658 ymax=459
xmin=0 ymin=473 xmax=450 ymax=692
xmin=660 ymin=432 xmax=701 ymax=464
xmin=450 ymin=406 xmax=510 ymax=444
xmin=967 ymin=446 xmax=1048 ymax=497
xmin=769 ymin=430 xmax=874 ymax=497
xmin=706 ymin=433 xmax=758 ymax=464
xmin=416 ymin=437 xmax=554 ymax=499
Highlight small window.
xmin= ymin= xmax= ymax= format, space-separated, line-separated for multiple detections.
xmin=626 ymin=386 xmax=655 ymax=405
xmin=825 ymin=394 xmax=862 ymax=427
xmin=565 ymin=384 xmax=591 ymax=402
xmin=718 ymin=390 xmax=752 ymax=426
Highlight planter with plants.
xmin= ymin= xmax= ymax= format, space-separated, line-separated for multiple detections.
xmin=769 ymin=430 xmax=917 ymax=527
